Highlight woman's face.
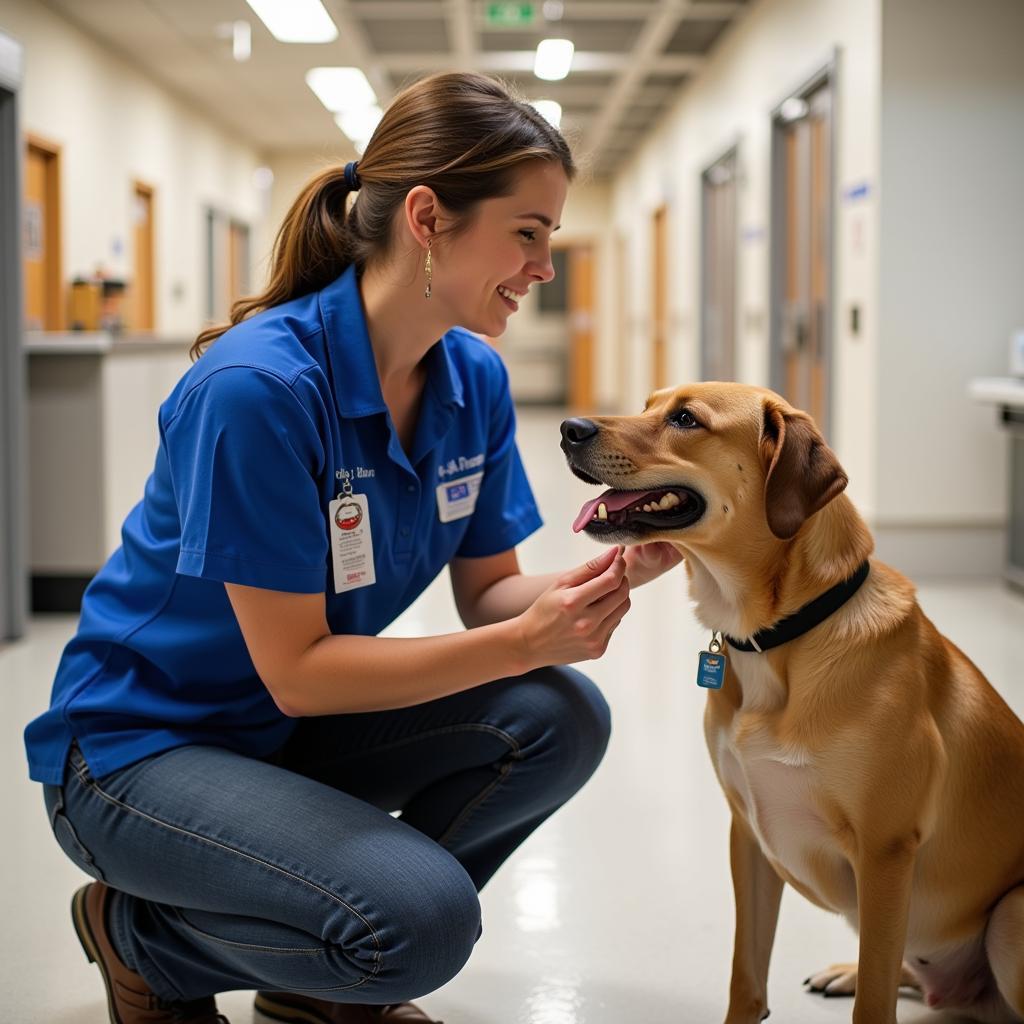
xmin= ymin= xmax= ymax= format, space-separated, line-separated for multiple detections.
xmin=434 ymin=159 xmax=569 ymax=337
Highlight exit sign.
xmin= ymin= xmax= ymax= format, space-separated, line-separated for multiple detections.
xmin=485 ymin=3 xmax=535 ymax=28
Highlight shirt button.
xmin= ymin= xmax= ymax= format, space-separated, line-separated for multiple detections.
xmin=400 ymin=526 xmax=411 ymax=537
xmin=406 ymin=484 xmax=416 ymax=493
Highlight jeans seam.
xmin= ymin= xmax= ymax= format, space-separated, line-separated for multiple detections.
xmin=78 ymin=775 xmax=382 ymax=990
xmin=368 ymin=724 xmax=522 ymax=849
xmin=172 ymin=908 xmax=328 ymax=956
xmin=436 ymin=759 xmax=516 ymax=849
xmin=172 ymin=910 xmax=370 ymax=994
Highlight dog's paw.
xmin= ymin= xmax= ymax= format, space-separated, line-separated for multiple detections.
xmin=804 ymin=963 xmax=858 ymax=997
xmin=803 ymin=962 xmax=921 ymax=997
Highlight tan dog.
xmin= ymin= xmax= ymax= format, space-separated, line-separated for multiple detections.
xmin=560 ymin=382 xmax=1024 ymax=1024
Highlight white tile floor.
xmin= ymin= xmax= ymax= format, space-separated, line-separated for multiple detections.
xmin=3 ymin=407 xmax=1023 ymax=1024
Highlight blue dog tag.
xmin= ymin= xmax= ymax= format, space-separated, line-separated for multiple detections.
xmin=697 ymin=634 xmax=727 ymax=689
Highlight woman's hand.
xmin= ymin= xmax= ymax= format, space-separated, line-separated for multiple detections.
xmin=516 ymin=546 xmax=631 ymax=670
xmin=622 ymin=541 xmax=684 ymax=588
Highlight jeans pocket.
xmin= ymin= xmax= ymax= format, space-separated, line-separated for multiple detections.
xmin=43 ymin=777 xmax=107 ymax=883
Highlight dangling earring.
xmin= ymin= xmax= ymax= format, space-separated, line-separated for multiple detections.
xmin=424 ymin=240 xmax=433 ymax=300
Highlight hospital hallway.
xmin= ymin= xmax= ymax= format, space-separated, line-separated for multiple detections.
xmin=3 ymin=0 xmax=1024 ymax=1019
xmin=3 ymin=407 xmax=1023 ymax=1024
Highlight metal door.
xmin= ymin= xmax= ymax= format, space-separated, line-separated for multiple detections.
xmin=701 ymin=148 xmax=738 ymax=381
xmin=0 ymin=31 xmax=27 ymax=641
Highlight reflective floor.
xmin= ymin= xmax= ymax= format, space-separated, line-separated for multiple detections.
xmin=3 ymin=408 xmax=1023 ymax=1023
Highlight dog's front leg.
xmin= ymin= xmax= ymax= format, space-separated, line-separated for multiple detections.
xmin=850 ymin=837 xmax=918 ymax=1024
xmin=724 ymin=815 xmax=784 ymax=1024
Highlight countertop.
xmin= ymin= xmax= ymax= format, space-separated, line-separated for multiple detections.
xmin=23 ymin=331 xmax=193 ymax=355
xmin=968 ymin=376 xmax=1024 ymax=409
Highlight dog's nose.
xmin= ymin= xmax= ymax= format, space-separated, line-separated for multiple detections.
xmin=560 ymin=418 xmax=599 ymax=448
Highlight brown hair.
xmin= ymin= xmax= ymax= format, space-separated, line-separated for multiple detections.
xmin=191 ymin=72 xmax=576 ymax=359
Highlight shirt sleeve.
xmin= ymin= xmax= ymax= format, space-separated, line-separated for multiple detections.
xmin=164 ymin=366 xmax=329 ymax=593
xmin=455 ymin=360 xmax=543 ymax=558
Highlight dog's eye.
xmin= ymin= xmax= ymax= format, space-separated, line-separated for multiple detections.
xmin=670 ymin=408 xmax=700 ymax=430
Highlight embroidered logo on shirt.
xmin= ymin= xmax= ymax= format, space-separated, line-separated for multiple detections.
xmin=438 ymin=453 xmax=484 ymax=479
xmin=335 ymin=466 xmax=376 ymax=482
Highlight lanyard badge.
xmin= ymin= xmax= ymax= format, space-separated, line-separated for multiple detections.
xmin=329 ymin=477 xmax=376 ymax=594
xmin=696 ymin=632 xmax=727 ymax=689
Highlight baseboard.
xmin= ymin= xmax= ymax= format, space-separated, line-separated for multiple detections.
xmin=871 ymin=522 xmax=1006 ymax=580
xmin=31 ymin=574 xmax=91 ymax=613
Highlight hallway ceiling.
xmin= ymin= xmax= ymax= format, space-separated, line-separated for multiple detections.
xmin=42 ymin=0 xmax=748 ymax=178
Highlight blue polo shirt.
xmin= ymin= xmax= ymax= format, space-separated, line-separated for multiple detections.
xmin=24 ymin=264 xmax=543 ymax=784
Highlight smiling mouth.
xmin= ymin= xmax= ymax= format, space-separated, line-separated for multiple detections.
xmin=571 ymin=485 xmax=706 ymax=536
xmin=497 ymin=285 xmax=525 ymax=311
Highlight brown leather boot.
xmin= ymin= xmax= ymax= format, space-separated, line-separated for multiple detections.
xmin=254 ymin=990 xmax=442 ymax=1023
xmin=72 ymin=882 xmax=230 ymax=1023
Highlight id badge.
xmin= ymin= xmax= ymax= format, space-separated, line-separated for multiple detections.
xmin=436 ymin=471 xmax=483 ymax=523
xmin=696 ymin=633 xmax=727 ymax=689
xmin=329 ymin=489 xmax=376 ymax=594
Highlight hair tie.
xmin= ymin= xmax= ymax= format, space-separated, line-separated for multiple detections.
xmin=343 ymin=161 xmax=361 ymax=191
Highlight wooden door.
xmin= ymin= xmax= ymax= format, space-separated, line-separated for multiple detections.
xmin=132 ymin=181 xmax=155 ymax=330
xmin=23 ymin=137 xmax=61 ymax=331
xmin=652 ymin=205 xmax=668 ymax=391
xmin=568 ymin=244 xmax=595 ymax=412
xmin=778 ymin=83 xmax=832 ymax=432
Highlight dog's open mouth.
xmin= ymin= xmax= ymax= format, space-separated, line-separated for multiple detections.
xmin=572 ymin=486 xmax=706 ymax=535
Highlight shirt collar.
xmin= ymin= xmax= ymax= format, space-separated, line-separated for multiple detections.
xmin=319 ymin=264 xmax=465 ymax=418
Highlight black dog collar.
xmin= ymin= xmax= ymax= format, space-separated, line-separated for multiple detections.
xmin=724 ymin=560 xmax=871 ymax=653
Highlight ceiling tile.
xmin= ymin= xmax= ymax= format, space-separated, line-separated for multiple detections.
xmin=663 ymin=18 xmax=731 ymax=55
xmin=361 ymin=18 xmax=450 ymax=54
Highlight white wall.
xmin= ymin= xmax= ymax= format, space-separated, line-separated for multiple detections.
xmin=876 ymin=0 xmax=1024 ymax=531
xmin=2 ymin=0 xmax=268 ymax=338
xmin=609 ymin=0 xmax=882 ymax=514
xmin=265 ymin=150 xmax=345 ymax=273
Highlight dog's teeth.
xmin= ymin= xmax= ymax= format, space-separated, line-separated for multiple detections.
xmin=642 ymin=503 xmax=653 ymax=512
xmin=597 ymin=503 xmax=608 ymax=520
xmin=658 ymin=494 xmax=674 ymax=510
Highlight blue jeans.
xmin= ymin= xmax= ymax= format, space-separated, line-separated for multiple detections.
xmin=42 ymin=666 xmax=610 ymax=1004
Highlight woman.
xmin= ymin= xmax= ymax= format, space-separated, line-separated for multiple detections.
xmin=24 ymin=72 xmax=680 ymax=1024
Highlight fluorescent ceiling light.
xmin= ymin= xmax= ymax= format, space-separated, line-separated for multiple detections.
xmin=531 ymin=100 xmax=562 ymax=128
xmin=534 ymin=38 xmax=574 ymax=81
xmin=306 ymin=67 xmax=378 ymax=113
xmin=244 ymin=0 xmax=337 ymax=43
xmin=335 ymin=105 xmax=384 ymax=148
xmin=232 ymin=21 xmax=251 ymax=62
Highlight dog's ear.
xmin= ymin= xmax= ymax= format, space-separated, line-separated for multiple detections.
xmin=761 ymin=402 xmax=848 ymax=540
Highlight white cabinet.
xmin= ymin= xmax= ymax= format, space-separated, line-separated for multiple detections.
xmin=26 ymin=332 xmax=191 ymax=610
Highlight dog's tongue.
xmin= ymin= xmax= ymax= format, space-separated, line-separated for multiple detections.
xmin=572 ymin=489 xmax=660 ymax=533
